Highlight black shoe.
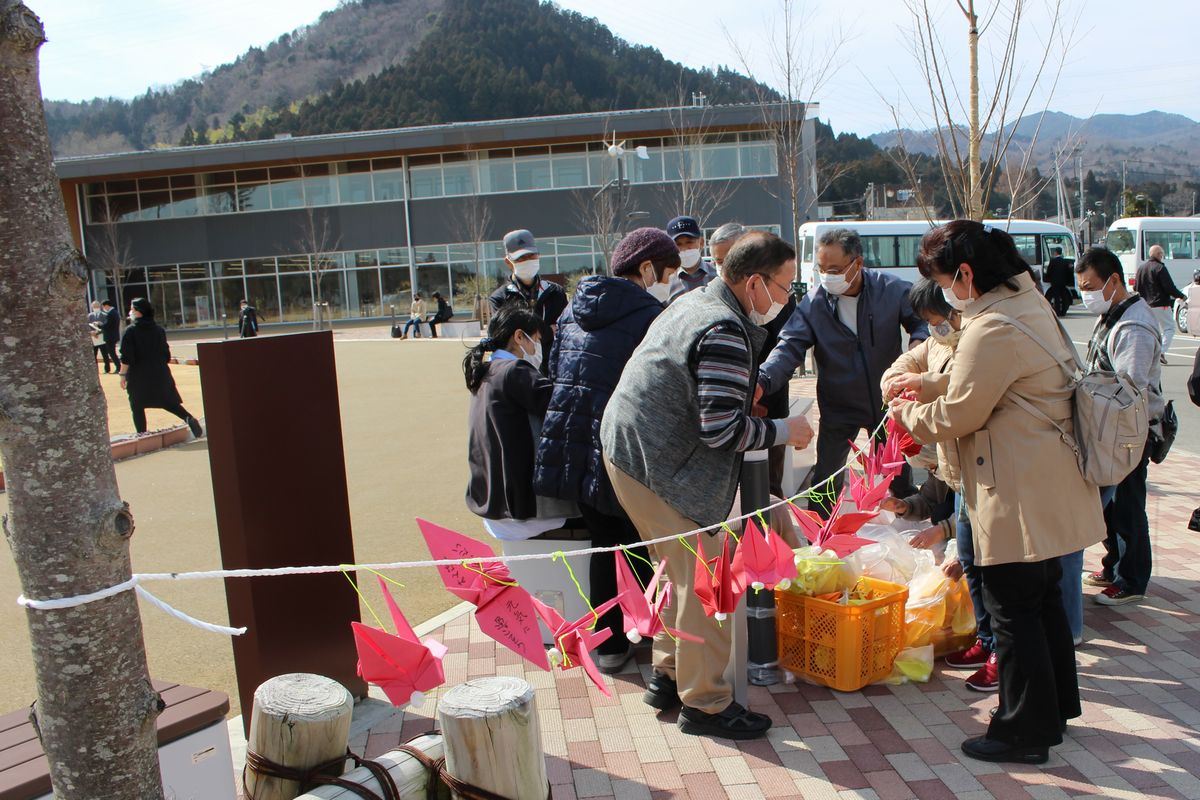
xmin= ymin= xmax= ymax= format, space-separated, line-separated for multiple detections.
xmin=961 ymin=735 xmax=1048 ymax=765
xmin=186 ymin=416 xmax=203 ymax=438
xmin=643 ymin=672 xmax=680 ymax=710
xmin=679 ymin=701 xmax=772 ymax=741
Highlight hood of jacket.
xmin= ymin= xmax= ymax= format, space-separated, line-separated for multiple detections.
xmin=571 ymin=275 xmax=662 ymax=333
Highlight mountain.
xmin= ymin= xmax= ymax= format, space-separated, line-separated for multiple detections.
xmin=43 ymin=0 xmax=771 ymax=156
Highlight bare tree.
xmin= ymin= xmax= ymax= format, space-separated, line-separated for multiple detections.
xmin=884 ymin=0 xmax=1077 ymax=221
xmin=446 ymin=188 xmax=493 ymax=320
xmin=657 ymin=85 xmax=739 ymax=227
xmin=0 ymin=3 xmax=164 ymax=797
xmin=297 ymin=204 xmax=341 ymax=329
xmin=728 ymin=0 xmax=845 ymax=238
xmin=571 ymin=183 xmax=621 ymax=276
xmin=89 ymin=208 xmax=132 ymax=313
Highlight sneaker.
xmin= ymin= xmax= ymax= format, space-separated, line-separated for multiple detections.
xmin=1094 ymin=585 xmax=1145 ymax=606
xmin=965 ymin=652 xmax=999 ymax=692
xmin=944 ymin=639 xmax=991 ymax=669
xmin=643 ymin=671 xmax=681 ymax=711
xmin=1160 ymin=355 xmax=1169 ymax=365
xmin=1082 ymin=571 xmax=1113 ymax=588
xmin=961 ymin=735 xmax=1048 ymax=765
xmin=186 ymin=416 xmax=204 ymax=438
xmin=595 ymin=644 xmax=634 ymax=675
xmin=678 ymin=701 xmax=772 ymax=741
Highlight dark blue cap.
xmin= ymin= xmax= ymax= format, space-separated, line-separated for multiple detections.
xmin=666 ymin=216 xmax=702 ymax=240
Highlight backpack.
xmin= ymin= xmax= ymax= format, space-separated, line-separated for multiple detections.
xmin=991 ymin=312 xmax=1149 ymax=487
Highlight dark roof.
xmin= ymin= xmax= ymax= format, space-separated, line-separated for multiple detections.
xmin=54 ymin=102 xmax=813 ymax=180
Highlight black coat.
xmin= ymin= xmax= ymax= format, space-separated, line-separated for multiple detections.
xmin=101 ymin=308 xmax=121 ymax=343
xmin=120 ymin=317 xmax=183 ymax=408
xmin=1044 ymin=256 xmax=1072 ymax=289
xmin=1189 ymin=348 xmax=1200 ymax=408
xmin=466 ymin=357 xmax=553 ymax=520
xmin=489 ymin=278 xmax=568 ymax=374
xmin=239 ymin=306 xmax=260 ymax=337
xmin=533 ymin=276 xmax=662 ymax=516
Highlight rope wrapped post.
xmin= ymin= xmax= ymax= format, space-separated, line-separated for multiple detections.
xmin=244 ymin=673 xmax=353 ymax=800
xmin=437 ymin=677 xmax=546 ymax=799
xmin=742 ymin=449 xmax=781 ymax=686
xmin=295 ymin=735 xmax=446 ymax=799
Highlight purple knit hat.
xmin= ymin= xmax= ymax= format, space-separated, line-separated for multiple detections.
xmin=610 ymin=227 xmax=681 ymax=276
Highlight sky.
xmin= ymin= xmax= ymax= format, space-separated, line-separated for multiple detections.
xmin=33 ymin=0 xmax=1200 ymax=137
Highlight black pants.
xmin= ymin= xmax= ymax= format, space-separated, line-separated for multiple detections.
xmin=1101 ymin=440 xmax=1153 ymax=595
xmin=131 ymin=401 xmax=193 ymax=434
xmin=579 ymin=502 xmax=655 ymax=655
xmin=809 ymin=420 xmax=914 ymax=515
xmin=427 ymin=315 xmax=449 ymax=338
xmin=1045 ymin=286 xmax=1071 ymax=317
xmin=94 ymin=344 xmax=113 ymax=371
xmin=980 ymin=557 xmax=1079 ymax=747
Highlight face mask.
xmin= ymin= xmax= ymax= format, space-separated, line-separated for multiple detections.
xmin=513 ymin=259 xmax=540 ymax=283
xmin=930 ymin=326 xmax=962 ymax=350
xmin=819 ymin=263 xmax=856 ymax=296
xmin=679 ymin=248 xmax=702 ymax=270
xmin=748 ymin=276 xmax=785 ymax=326
xmin=1081 ymin=279 xmax=1113 ymax=315
xmin=942 ymin=268 xmax=975 ymax=312
xmin=519 ymin=334 xmax=542 ymax=371
xmin=646 ymin=281 xmax=671 ymax=303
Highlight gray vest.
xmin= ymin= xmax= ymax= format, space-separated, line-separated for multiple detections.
xmin=601 ymin=278 xmax=768 ymax=526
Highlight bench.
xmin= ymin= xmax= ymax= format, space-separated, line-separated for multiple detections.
xmin=0 ymin=680 xmax=234 ymax=800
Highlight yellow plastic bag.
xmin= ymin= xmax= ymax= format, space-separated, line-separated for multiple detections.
xmin=789 ymin=546 xmax=847 ymax=596
xmin=904 ymin=595 xmax=947 ymax=648
xmin=880 ymin=644 xmax=934 ymax=684
xmin=944 ymin=577 xmax=977 ymax=635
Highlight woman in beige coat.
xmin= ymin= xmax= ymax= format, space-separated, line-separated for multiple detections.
xmin=890 ymin=221 xmax=1103 ymax=765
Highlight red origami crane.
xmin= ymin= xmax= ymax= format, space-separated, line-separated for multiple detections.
xmin=533 ymin=596 xmax=623 ymax=696
xmin=730 ymin=518 xmax=799 ymax=592
xmin=885 ymin=417 xmax=923 ymax=461
xmin=693 ymin=534 xmax=745 ymax=620
xmin=789 ymin=495 xmax=878 ymax=556
xmin=351 ymin=577 xmax=447 ymax=707
xmin=614 ymin=554 xmax=702 ymax=644
xmin=417 ymin=518 xmax=549 ymax=670
xmin=848 ymin=466 xmax=895 ymax=513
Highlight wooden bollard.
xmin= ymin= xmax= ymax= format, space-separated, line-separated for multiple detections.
xmin=437 ymin=677 xmax=546 ymax=799
xmin=244 ymin=673 xmax=354 ymax=800
xmin=297 ymin=734 xmax=446 ymax=799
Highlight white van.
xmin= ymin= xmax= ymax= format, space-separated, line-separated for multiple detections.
xmin=1104 ymin=216 xmax=1200 ymax=333
xmin=796 ymin=219 xmax=1077 ymax=292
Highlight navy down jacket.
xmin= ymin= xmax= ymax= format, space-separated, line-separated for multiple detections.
xmin=534 ymin=275 xmax=663 ymax=516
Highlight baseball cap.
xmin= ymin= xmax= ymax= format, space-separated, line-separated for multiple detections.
xmin=666 ymin=216 xmax=702 ymax=240
xmin=503 ymin=229 xmax=539 ymax=260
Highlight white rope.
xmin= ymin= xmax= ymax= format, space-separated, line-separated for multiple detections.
xmin=14 ymin=417 xmax=888 ymax=636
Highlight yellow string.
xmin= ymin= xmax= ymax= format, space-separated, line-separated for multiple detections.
xmin=340 ymin=569 xmax=385 ymax=630
xmin=721 ymin=523 xmax=740 ymax=544
xmin=460 ymin=561 xmax=518 ymax=587
xmin=358 ymin=566 xmax=406 ymax=591
xmin=678 ymin=535 xmax=714 ymax=579
xmin=553 ymin=551 xmax=598 ymax=624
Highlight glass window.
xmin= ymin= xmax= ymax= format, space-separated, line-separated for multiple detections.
xmin=380 ymin=265 xmax=412 ymax=309
xmin=211 ymin=277 xmax=245 ymax=324
xmin=148 ymin=280 xmax=183 ymax=329
xmin=236 ymin=168 xmax=268 ymax=183
xmin=1010 ymin=234 xmax=1038 ymax=265
xmin=409 ymin=155 xmax=443 ymax=198
xmin=896 ymin=235 xmax=921 ymax=268
xmin=345 ymin=269 xmax=381 ymax=318
xmin=170 ymin=174 xmax=197 ymax=189
xmin=178 ymin=262 xmax=209 ymax=280
xmin=277 ymin=255 xmax=311 ymax=272
xmin=202 ymin=185 xmax=236 ymax=215
xmin=217 ymin=260 xmax=245 ymax=277
xmin=414 ymin=245 xmax=447 ymax=265
xmin=379 ymin=247 xmax=409 ymax=266
xmin=1105 ymin=229 xmax=1136 ymax=255
xmin=87 ymin=195 xmax=109 ymax=224
xmin=701 ymin=146 xmax=739 ymax=179
xmin=237 ymin=182 xmax=271 ymax=212
xmin=372 ymin=159 xmax=406 ymax=202
xmin=449 ymin=258 xmax=478 ymax=309
xmin=1041 ymin=234 xmax=1076 ymax=263
xmin=269 ymin=165 xmax=304 ymax=209
xmin=278 ymin=273 xmax=314 ymax=323
xmin=351 ymin=250 xmax=378 ymax=268
xmin=138 ymin=191 xmax=171 ymax=220
xmin=180 ymin=280 xmax=214 ymax=326
xmin=337 ymin=161 xmax=374 ymax=204
xmin=244 ymin=258 xmax=275 ymax=275
xmin=139 ymin=176 xmax=169 ymax=191
xmin=480 ymin=150 xmax=515 ymax=193
xmin=441 ymin=154 xmax=475 ymax=196
xmin=514 ymin=150 xmax=552 ymax=190
xmin=302 ymin=163 xmax=336 ymax=207
xmin=106 ymin=179 xmax=136 ymax=194
xmin=169 ymin=187 xmax=201 ymax=217
xmin=315 ymin=270 xmax=347 ymax=320
xmin=244 ymin=275 xmax=281 ymax=322
xmin=1145 ymin=230 xmax=1194 ymax=260
xmin=107 ymin=193 xmax=140 ymax=222
xmin=146 ymin=265 xmax=178 ymax=282
xmin=661 ymin=145 xmax=694 ymax=183
xmin=861 ymin=236 xmax=898 ymax=268
xmin=630 ymin=144 xmax=664 ymax=183
xmin=739 ymin=143 xmax=778 ymax=176
xmin=416 ymin=264 xmax=450 ymax=302
xmin=588 ymin=150 xmax=617 ymax=187
xmin=552 ymin=155 xmax=589 ymax=188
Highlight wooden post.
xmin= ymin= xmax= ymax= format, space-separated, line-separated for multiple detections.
xmin=296 ymin=735 xmax=446 ymax=799
xmin=244 ymin=673 xmax=354 ymax=800
xmin=437 ymin=677 xmax=546 ymax=800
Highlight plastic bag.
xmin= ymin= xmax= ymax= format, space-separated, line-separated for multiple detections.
xmin=788 ymin=546 xmax=846 ymax=596
xmin=903 ymin=559 xmax=953 ymax=648
xmin=843 ymin=533 xmax=925 ymax=585
xmin=880 ymin=645 xmax=934 ymax=684
xmin=944 ymin=576 xmax=976 ymax=635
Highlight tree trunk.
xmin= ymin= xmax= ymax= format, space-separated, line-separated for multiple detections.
xmin=966 ymin=1 xmax=982 ymax=220
xmin=0 ymin=3 xmax=164 ymax=798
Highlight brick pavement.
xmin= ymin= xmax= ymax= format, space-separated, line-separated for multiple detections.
xmin=332 ymin=442 xmax=1200 ymax=799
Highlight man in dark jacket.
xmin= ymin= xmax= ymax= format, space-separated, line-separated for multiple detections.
xmin=534 ymin=228 xmax=678 ymax=673
xmin=100 ymin=299 xmax=121 ymax=369
xmin=1135 ymin=244 xmax=1186 ymax=362
xmin=757 ymin=228 xmax=929 ymax=504
xmin=489 ymin=229 xmax=568 ymax=373
xmin=1043 ymin=247 xmax=1073 ymax=317
xmin=238 ymin=299 xmax=260 ymax=338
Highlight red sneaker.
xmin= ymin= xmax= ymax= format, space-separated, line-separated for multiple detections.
xmin=1082 ymin=571 xmax=1112 ymax=588
xmin=944 ymin=639 xmax=991 ymax=669
xmin=1094 ymin=585 xmax=1144 ymax=606
xmin=965 ymin=652 xmax=999 ymax=692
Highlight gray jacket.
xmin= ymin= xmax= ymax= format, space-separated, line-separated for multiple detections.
xmin=759 ymin=269 xmax=928 ymax=427
xmin=667 ymin=259 xmax=716 ymax=303
xmin=601 ymin=278 xmax=767 ymax=526
xmin=1087 ymin=295 xmax=1165 ymax=422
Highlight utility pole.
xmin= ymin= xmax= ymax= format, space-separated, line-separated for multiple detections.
xmin=1077 ymin=153 xmax=1085 ymax=225
xmin=1120 ymin=161 xmax=1127 ymax=217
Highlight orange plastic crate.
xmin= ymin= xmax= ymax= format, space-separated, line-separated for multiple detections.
xmin=776 ymin=577 xmax=908 ymax=692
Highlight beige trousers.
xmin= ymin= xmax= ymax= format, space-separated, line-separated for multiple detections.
xmin=605 ymin=458 xmax=733 ymax=714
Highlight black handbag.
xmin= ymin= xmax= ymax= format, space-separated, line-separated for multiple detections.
xmin=1189 ymin=507 xmax=1200 ymax=533
xmin=1149 ymin=400 xmax=1178 ymax=464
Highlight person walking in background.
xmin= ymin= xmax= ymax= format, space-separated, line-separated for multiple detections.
xmin=489 ymin=229 xmax=568 ymax=371
xmin=401 ymin=292 xmax=426 ymax=339
xmin=891 ymin=220 xmax=1102 ymax=765
xmin=238 ymin=299 xmax=260 ymax=338
xmin=426 ymin=291 xmax=453 ymax=338
xmin=708 ymin=222 xmax=747 ymax=275
xmin=1043 ymin=247 xmax=1073 ymax=317
xmin=665 ymin=215 xmax=714 ymax=301
xmin=758 ymin=227 xmax=929 ymax=507
xmin=534 ymin=228 xmax=679 ymax=674
xmin=1076 ymin=248 xmax=1163 ymax=607
xmin=100 ymin=299 xmax=121 ymax=370
xmin=602 ymin=232 xmax=814 ymax=740
xmin=118 ymin=298 xmax=202 ymax=438
xmin=87 ymin=300 xmax=113 ymax=372
xmin=1135 ymin=244 xmax=1185 ymax=364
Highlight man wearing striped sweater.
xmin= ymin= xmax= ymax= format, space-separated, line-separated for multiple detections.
xmin=601 ymin=231 xmax=814 ymax=741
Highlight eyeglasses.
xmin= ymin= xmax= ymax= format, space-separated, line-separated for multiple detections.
xmin=818 ymin=258 xmax=859 ymax=276
xmin=756 ymin=274 xmax=792 ymax=300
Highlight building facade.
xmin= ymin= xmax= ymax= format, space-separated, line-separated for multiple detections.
xmin=56 ymin=103 xmax=816 ymax=329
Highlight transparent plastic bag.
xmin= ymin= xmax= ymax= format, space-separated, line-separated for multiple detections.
xmin=788 ymin=546 xmax=847 ymax=596
xmin=880 ymin=644 xmax=935 ymax=685
xmin=843 ymin=533 xmax=924 ymax=585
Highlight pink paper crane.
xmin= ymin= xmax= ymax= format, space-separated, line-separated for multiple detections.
xmin=693 ymin=534 xmax=744 ymax=621
xmin=416 ymin=518 xmax=549 ymax=670
xmin=613 ymin=554 xmax=702 ymax=644
xmin=351 ymin=577 xmax=447 ymax=708
xmin=886 ymin=416 xmax=923 ymax=457
xmin=533 ymin=596 xmax=623 ymax=696
xmin=730 ymin=518 xmax=799 ymax=592
xmin=789 ymin=496 xmax=878 ymax=553
xmin=848 ymin=467 xmax=895 ymax=513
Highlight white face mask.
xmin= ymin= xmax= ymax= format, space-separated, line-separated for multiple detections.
xmin=819 ymin=263 xmax=857 ymax=296
xmin=942 ymin=268 xmax=975 ymax=312
xmin=748 ymin=275 xmax=785 ymax=327
xmin=679 ymin=248 xmax=702 ymax=270
xmin=929 ymin=319 xmax=962 ymax=349
xmin=646 ymin=281 xmax=671 ymax=303
xmin=513 ymin=259 xmax=540 ymax=283
xmin=518 ymin=334 xmax=542 ymax=371
xmin=1081 ymin=278 xmax=1114 ymax=315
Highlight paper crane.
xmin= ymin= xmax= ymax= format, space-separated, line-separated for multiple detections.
xmin=613 ymin=554 xmax=702 ymax=644
xmin=730 ymin=518 xmax=799 ymax=592
xmin=533 ymin=596 xmax=623 ymax=696
xmin=351 ymin=577 xmax=447 ymax=708
xmin=693 ymin=534 xmax=745 ymax=621
xmin=883 ymin=417 xmax=923 ymax=465
xmin=848 ymin=467 xmax=895 ymax=513
xmin=789 ymin=496 xmax=878 ymax=553
xmin=416 ymin=518 xmax=549 ymax=670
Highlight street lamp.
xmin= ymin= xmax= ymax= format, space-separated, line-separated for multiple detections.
xmin=597 ymin=134 xmax=650 ymax=237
